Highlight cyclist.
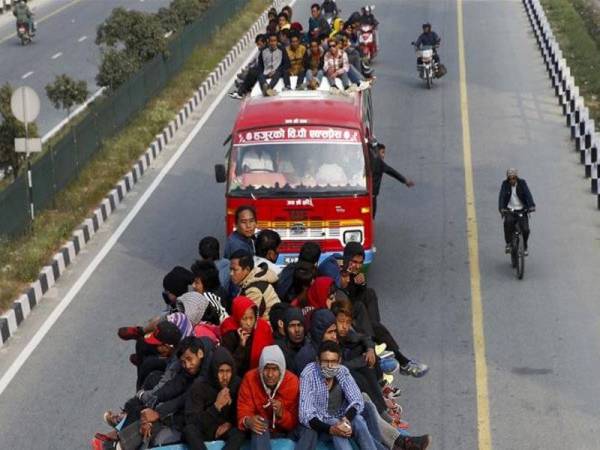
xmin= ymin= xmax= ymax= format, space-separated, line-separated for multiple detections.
xmin=498 ymin=168 xmax=536 ymax=256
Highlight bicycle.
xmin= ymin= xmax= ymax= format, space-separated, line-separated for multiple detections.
xmin=502 ymin=208 xmax=531 ymax=280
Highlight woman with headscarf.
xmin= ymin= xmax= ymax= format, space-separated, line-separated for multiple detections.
xmin=292 ymin=276 xmax=336 ymax=328
xmin=220 ymin=296 xmax=274 ymax=376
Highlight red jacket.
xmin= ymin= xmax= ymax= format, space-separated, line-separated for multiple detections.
xmin=237 ymin=368 xmax=299 ymax=433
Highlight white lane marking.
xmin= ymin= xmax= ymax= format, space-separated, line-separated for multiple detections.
xmin=0 ymin=45 xmax=261 ymax=398
xmin=51 ymin=52 xmax=63 ymax=59
xmin=21 ymin=71 xmax=34 ymax=79
xmin=78 ymin=35 xmax=87 ymax=42
xmin=42 ymin=88 xmax=105 ymax=143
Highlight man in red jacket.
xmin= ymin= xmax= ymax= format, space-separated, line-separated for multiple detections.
xmin=237 ymin=345 xmax=299 ymax=449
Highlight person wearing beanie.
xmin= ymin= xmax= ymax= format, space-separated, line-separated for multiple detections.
xmin=294 ymin=308 xmax=338 ymax=374
xmin=237 ymin=345 xmax=299 ymax=449
xmin=274 ymin=306 xmax=307 ymax=375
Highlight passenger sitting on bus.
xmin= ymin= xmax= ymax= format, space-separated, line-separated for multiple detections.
xmin=229 ymin=34 xmax=267 ymax=100
xmin=278 ymin=28 xmax=291 ymax=48
xmin=198 ymin=236 xmax=231 ymax=303
xmin=230 ymin=249 xmax=281 ymax=318
xmin=278 ymin=11 xmax=291 ymax=30
xmin=258 ymin=33 xmax=292 ymax=96
xmin=254 ymin=229 xmax=283 ymax=275
xmin=274 ymin=306 xmax=308 ymax=376
xmin=183 ymin=347 xmax=246 ymax=450
xmin=303 ymin=38 xmax=325 ymax=90
xmin=323 ymin=37 xmax=352 ymax=91
xmin=237 ymin=345 xmax=300 ymax=449
xmin=287 ymin=31 xmax=307 ymax=89
xmin=224 ymin=205 xmax=256 ymax=259
xmin=190 ymin=260 xmax=229 ymax=324
xmin=220 ymin=296 xmax=275 ymax=376
xmin=241 ymin=147 xmax=275 ymax=172
xmin=282 ymin=5 xmax=294 ymax=22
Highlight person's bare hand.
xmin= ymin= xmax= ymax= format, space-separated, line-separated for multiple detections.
xmin=272 ymin=399 xmax=283 ymax=419
xmin=330 ymin=421 xmax=352 ymax=437
xmin=238 ymin=328 xmax=251 ymax=346
xmin=215 ymin=387 xmax=232 ymax=411
xmin=405 ymin=178 xmax=415 ymax=187
xmin=215 ymin=422 xmax=232 ymax=438
xmin=353 ymin=273 xmax=366 ymax=285
xmin=246 ymin=415 xmax=268 ymax=435
xmin=364 ymin=348 xmax=376 ymax=368
xmin=140 ymin=421 xmax=153 ymax=440
xmin=140 ymin=408 xmax=159 ymax=424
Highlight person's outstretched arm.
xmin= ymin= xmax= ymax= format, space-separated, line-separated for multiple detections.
xmin=382 ymin=160 xmax=414 ymax=186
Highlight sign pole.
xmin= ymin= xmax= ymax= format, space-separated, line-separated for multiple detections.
xmin=22 ymin=87 xmax=34 ymax=222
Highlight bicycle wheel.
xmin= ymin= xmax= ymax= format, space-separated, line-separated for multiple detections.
xmin=516 ymin=233 xmax=525 ymax=279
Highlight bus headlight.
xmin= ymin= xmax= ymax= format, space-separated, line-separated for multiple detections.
xmin=343 ymin=230 xmax=363 ymax=244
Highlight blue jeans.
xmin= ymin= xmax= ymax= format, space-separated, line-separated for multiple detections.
xmin=296 ymin=415 xmax=381 ymax=450
xmin=348 ymin=65 xmax=365 ymax=85
xmin=327 ymin=72 xmax=351 ymax=89
xmin=306 ymin=69 xmax=324 ymax=84
xmin=250 ymin=428 xmax=272 ymax=450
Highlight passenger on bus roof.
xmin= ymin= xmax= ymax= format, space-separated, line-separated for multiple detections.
xmin=220 ymin=296 xmax=274 ymax=376
xmin=223 ymin=205 xmax=256 ymax=259
xmin=258 ymin=32 xmax=291 ymax=96
xmin=229 ymin=249 xmax=281 ymax=318
xmin=184 ymin=346 xmax=245 ymax=450
xmin=274 ymin=306 xmax=307 ymax=375
xmin=198 ymin=236 xmax=231 ymax=303
xmin=254 ymin=229 xmax=283 ymax=275
xmin=237 ymin=345 xmax=300 ymax=448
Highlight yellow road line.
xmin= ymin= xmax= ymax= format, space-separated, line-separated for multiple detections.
xmin=0 ymin=0 xmax=83 ymax=45
xmin=456 ymin=0 xmax=493 ymax=449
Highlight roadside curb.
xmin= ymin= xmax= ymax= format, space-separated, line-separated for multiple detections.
xmin=522 ymin=0 xmax=600 ymax=208
xmin=0 ymin=0 xmax=284 ymax=347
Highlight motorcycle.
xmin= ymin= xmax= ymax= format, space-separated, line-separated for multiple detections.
xmin=413 ymin=44 xmax=437 ymax=89
xmin=16 ymin=21 xmax=33 ymax=45
xmin=358 ymin=23 xmax=378 ymax=62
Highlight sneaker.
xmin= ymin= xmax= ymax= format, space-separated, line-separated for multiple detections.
xmin=265 ymin=88 xmax=277 ymax=97
xmin=296 ymin=83 xmax=306 ymax=91
xmin=505 ymin=244 xmax=511 ymax=254
xmin=382 ymin=384 xmax=402 ymax=399
xmin=375 ymin=343 xmax=388 ymax=355
xmin=117 ymin=326 xmax=143 ymax=341
xmin=228 ymin=91 xmax=243 ymax=99
xmin=357 ymin=81 xmax=371 ymax=91
xmin=103 ymin=411 xmax=126 ymax=428
xmin=399 ymin=360 xmax=429 ymax=378
xmin=382 ymin=373 xmax=394 ymax=385
xmin=394 ymin=435 xmax=431 ymax=450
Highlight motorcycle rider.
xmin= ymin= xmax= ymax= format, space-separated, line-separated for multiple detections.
xmin=498 ymin=168 xmax=536 ymax=256
xmin=414 ymin=23 xmax=441 ymax=65
xmin=13 ymin=0 xmax=35 ymax=35
xmin=359 ymin=5 xmax=379 ymax=27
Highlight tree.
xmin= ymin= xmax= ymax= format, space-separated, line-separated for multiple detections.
xmin=96 ymin=48 xmax=141 ymax=91
xmin=0 ymin=83 xmax=39 ymax=180
xmin=45 ymin=75 xmax=89 ymax=118
xmin=157 ymin=6 xmax=183 ymax=33
xmin=96 ymin=8 xmax=167 ymax=62
xmin=170 ymin=0 xmax=210 ymax=26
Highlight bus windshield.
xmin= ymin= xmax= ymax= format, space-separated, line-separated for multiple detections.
xmin=227 ymin=143 xmax=367 ymax=197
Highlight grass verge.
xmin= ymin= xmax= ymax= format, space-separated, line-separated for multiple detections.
xmin=0 ymin=0 xmax=270 ymax=313
xmin=540 ymin=0 xmax=600 ymax=120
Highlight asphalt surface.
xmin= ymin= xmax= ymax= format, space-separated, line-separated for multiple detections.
xmin=1 ymin=0 xmax=600 ymax=449
xmin=0 ymin=0 xmax=170 ymax=136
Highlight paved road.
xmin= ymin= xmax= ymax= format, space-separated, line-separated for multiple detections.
xmin=1 ymin=0 xmax=600 ymax=449
xmin=0 ymin=0 xmax=170 ymax=136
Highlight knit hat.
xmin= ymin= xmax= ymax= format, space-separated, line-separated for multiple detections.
xmin=176 ymin=292 xmax=209 ymax=326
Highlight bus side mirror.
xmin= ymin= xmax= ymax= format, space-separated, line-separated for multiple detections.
xmin=215 ymin=164 xmax=226 ymax=183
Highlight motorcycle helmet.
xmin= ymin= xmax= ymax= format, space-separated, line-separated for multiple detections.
xmin=422 ymin=23 xmax=432 ymax=31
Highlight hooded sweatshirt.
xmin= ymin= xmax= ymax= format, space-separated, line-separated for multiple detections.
xmin=184 ymin=347 xmax=241 ymax=440
xmin=176 ymin=292 xmax=209 ymax=326
xmin=294 ymin=308 xmax=336 ymax=374
xmin=220 ymin=296 xmax=274 ymax=375
xmin=275 ymin=307 xmax=306 ymax=375
xmin=292 ymin=276 xmax=335 ymax=327
xmin=237 ymin=345 xmax=299 ymax=433
xmin=239 ymin=263 xmax=281 ymax=318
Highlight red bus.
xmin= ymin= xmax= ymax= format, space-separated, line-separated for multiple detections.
xmin=215 ymin=81 xmax=376 ymax=265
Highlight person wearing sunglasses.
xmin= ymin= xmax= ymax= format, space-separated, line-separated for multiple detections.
xmin=498 ymin=168 xmax=536 ymax=256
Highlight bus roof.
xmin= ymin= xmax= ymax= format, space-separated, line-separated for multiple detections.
xmin=234 ymin=78 xmax=365 ymax=132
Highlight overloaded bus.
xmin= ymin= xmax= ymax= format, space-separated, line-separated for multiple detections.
xmin=215 ymin=80 xmax=376 ymax=266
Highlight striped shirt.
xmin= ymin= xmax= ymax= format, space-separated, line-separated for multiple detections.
xmin=298 ymin=362 xmax=364 ymax=427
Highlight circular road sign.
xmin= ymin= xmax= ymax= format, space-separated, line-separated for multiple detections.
xmin=10 ymin=86 xmax=41 ymax=124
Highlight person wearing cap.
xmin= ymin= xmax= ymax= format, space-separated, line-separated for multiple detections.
xmin=237 ymin=345 xmax=300 ymax=449
xmin=498 ymin=168 xmax=536 ymax=256
xmin=184 ymin=347 xmax=246 ymax=450
xmin=369 ymin=142 xmax=415 ymax=218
